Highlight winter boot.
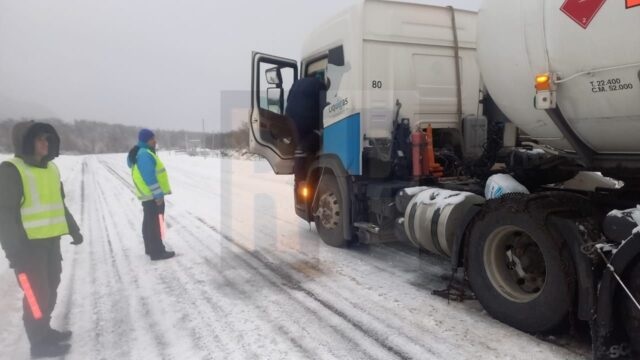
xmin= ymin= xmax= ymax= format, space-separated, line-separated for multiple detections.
xmin=150 ymin=251 xmax=175 ymax=261
xmin=46 ymin=328 xmax=72 ymax=343
xmin=31 ymin=342 xmax=71 ymax=358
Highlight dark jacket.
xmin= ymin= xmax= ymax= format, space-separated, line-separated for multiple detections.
xmin=285 ymin=77 xmax=327 ymax=144
xmin=0 ymin=121 xmax=81 ymax=269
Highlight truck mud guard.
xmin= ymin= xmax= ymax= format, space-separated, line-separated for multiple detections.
xmin=593 ymin=233 xmax=640 ymax=360
xmin=450 ymin=205 xmax=482 ymax=270
xmin=547 ymin=217 xmax=599 ymax=322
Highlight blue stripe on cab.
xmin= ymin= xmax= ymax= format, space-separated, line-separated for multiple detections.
xmin=322 ymin=113 xmax=361 ymax=175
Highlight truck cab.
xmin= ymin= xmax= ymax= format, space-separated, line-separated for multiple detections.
xmin=250 ymin=0 xmax=482 ymax=235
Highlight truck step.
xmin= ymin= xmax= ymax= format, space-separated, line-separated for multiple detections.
xmin=354 ymin=222 xmax=398 ymax=244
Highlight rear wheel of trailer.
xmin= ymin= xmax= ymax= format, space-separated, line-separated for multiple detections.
xmin=466 ymin=195 xmax=576 ymax=333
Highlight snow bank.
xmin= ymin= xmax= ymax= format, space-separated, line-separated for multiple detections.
xmin=166 ymin=148 xmax=261 ymax=161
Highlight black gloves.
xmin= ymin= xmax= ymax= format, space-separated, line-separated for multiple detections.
xmin=70 ymin=233 xmax=84 ymax=245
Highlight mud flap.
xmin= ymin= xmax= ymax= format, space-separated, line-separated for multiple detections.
xmin=592 ymin=233 xmax=640 ymax=360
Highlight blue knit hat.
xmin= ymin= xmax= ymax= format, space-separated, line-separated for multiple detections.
xmin=138 ymin=128 xmax=155 ymax=143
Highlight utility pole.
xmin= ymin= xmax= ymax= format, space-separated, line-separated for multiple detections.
xmin=184 ymin=132 xmax=188 ymax=152
xmin=202 ymin=118 xmax=206 ymax=149
xmin=202 ymin=118 xmax=208 ymax=157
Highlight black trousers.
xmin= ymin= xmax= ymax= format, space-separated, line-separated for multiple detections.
xmin=142 ymin=200 xmax=166 ymax=256
xmin=13 ymin=239 xmax=62 ymax=346
xmin=293 ymin=132 xmax=320 ymax=180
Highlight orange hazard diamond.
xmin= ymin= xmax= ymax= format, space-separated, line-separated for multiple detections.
xmin=561 ymin=0 xmax=607 ymax=29
xmin=628 ymin=0 xmax=640 ymax=8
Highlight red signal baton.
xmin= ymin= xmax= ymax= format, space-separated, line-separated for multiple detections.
xmin=159 ymin=214 xmax=166 ymax=241
xmin=18 ymin=273 xmax=42 ymax=320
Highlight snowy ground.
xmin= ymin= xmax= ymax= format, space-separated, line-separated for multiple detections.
xmin=0 ymin=153 xmax=590 ymax=359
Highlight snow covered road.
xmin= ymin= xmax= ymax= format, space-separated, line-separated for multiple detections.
xmin=0 ymin=153 xmax=590 ymax=359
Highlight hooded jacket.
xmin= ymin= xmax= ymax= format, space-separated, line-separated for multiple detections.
xmin=0 ymin=121 xmax=81 ymax=268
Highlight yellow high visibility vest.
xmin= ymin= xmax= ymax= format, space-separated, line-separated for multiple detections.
xmin=6 ymin=158 xmax=69 ymax=240
xmin=131 ymin=149 xmax=172 ymax=201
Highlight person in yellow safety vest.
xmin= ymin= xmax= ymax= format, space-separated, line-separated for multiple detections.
xmin=0 ymin=121 xmax=83 ymax=358
xmin=127 ymin=129 xmax=175 ymax=261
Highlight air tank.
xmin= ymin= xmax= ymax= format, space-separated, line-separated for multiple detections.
xmin=477 ymin=0 xmax=640 ymax=155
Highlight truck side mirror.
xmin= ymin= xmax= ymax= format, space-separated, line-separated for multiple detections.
xmin=265 ymin=67 xmax=283 ymax=86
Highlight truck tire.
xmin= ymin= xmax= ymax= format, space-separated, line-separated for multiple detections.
xmin=313 ymin=173 xmax=349 ymax=247
xmin=467 ymin=195 xmax=575 ymax=333
xmin=623 ymin=259 xmax=640 ymax=356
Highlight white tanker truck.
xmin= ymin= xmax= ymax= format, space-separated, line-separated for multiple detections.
xmin=248 ymin=1 xmax=640 ymax=358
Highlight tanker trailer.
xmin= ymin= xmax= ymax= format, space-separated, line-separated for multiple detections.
xmin=473 ymin=1 xmax=640 ymax=358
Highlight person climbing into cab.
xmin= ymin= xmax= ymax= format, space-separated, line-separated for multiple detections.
xmin=284 ymin=74 xmax=327 ymax=179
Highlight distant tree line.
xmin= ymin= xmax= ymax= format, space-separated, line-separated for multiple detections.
xmin=0 ymin=118 xmax=249 ymax=154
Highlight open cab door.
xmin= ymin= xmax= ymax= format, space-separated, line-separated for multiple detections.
xmin=249 ymin=52 xmax=298 ymax=174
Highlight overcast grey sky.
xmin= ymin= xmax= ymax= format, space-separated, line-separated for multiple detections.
xmin=0 ymin=0 xmax=481 ymax=131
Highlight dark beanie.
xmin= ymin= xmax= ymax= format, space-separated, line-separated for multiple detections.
xmin=138 ymin=128 xmax=155 ymax=143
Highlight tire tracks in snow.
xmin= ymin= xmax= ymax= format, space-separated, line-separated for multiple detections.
xmin=63 ymin=159 xmax=145 ymax=360
xmin=59 ymin=158 xmax=87 ymax=332
xmin=97 ymin=155 xmax=362 ymax=358
xmin=92 ymin=163 xmax=171 ymax=359
xmin=237 ymin=202 xmax=574 ymax=359
xmin=100 ymin=191 xmax=233 ymax=359
xmin=221 ymin=218 xmax=449 ymax=358
xmin=57 ymin=157 xmax=92 ymax=360
xmin=97 ymin=159 xmax=287 ymax=359
xmin=195 ymin=160 xmax=583 ymax=358
xmin=187 ymin=209 xmax=581 ymax=359
xmin=171 ymin=221 xmax=321 ymax=360
xmin=94 ymin=155 xmax=584 ymax=358
xmin=85 ymin=160 xmax=113 ymax=358
xmin=86 ymin=160 xmax=136 ymax=360
xmin=99 ymin=156 xmax=415 ymax=359
xmin=97 ymin=158 xmax=256 ymax=359
xmin=183 ymin=213 xmax=412 ymax=360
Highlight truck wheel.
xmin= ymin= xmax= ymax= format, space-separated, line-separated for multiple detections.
xmin=623 ymin=259 xmax=640 ymax=356
xmin=467 ymin=197 xmax=575 ymax=333
xmin=313 ymin=173 xmax=349 ymax=247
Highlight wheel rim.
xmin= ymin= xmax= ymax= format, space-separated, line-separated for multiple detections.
xmin=483 ymin=226 xmax=547 ymax=303
xmin=316 ymin=191 xmax=340 ymax=230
